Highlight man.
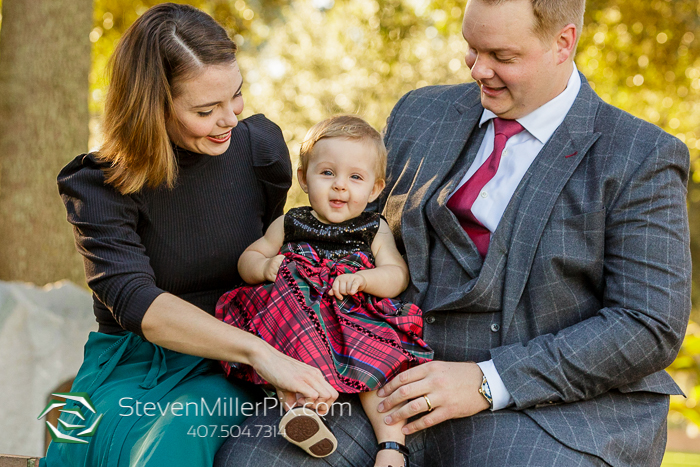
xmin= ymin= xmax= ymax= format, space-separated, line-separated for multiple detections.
xmin=215 ymin=1 xmax=690 ymax=465
xmin=372 ymin=0 xmax=690 ymax=465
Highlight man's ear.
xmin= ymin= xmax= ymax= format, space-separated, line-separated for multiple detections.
xmin=555 ymin=23 xmax=577 ymax=64
xmin=368 ymin=179 xmax=386 ymax=203
xmin=297 ymin=167 xmax=308 ymax=193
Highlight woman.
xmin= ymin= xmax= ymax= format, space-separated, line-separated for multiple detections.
xmin=41 ymin=4 xmax=337 ymax=466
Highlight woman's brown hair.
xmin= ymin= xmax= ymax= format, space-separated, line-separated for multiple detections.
xmin=98 ymin=3 xmax=237 ymax=194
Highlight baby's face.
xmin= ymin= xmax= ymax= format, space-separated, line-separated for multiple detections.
xmin=298 ymin=137 xmax=385 ymax=224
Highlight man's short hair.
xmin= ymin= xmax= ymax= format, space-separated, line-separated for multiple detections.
xmin=475 ymin=0 xmax=586 ymax=46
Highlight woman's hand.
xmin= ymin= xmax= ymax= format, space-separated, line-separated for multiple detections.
xmin=250 ymin=342 xmax=338 ymax=415
xmin=263 ymin=254 xmax=285 ymax=282
xmin=328 ymin=273 xmax=367 ymax=299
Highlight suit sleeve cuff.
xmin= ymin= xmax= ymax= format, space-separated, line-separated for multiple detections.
xmin=477 ymin=360 xmax=513 ymax=411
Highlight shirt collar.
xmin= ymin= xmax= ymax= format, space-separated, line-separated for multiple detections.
xmin=479 ymin=64 xmax=581 ymax=144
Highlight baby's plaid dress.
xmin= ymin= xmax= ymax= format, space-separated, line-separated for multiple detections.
xmin=216 ymin=206 xmax=433 ymax=392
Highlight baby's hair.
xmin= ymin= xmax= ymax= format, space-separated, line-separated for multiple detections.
xmin=299 ymin=115 xmax=387 ymax=182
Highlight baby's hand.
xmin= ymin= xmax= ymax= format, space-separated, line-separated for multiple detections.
xmin=263 ymin=255 xmax=285 ymax=282
xmin=329 ymin=273 xmax=367 ymax=299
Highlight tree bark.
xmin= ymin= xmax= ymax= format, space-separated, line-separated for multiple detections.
xmin=0 ymin=0 xmax=92 ymax=284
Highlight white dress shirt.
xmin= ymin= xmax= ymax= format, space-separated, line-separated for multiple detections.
xmin=452 ymin=65 xmax=582 ymax=410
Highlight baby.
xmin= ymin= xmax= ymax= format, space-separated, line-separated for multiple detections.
xmin=216 ymin=115 xmax=433 ymax=467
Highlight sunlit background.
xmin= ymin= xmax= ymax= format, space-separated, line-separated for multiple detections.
xmin=1 ymin=0 xmax=698 ymax=463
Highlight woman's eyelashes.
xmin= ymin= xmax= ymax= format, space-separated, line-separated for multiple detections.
xmin=196 ymin=93 xmax=242 ymax=117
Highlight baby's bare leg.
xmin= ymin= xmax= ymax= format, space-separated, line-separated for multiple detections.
xmin=359 ymin=390 xmax=406 ymax=467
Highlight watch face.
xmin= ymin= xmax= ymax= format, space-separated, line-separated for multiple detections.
xmin=480 ymin=376 xmax=493 ymax=407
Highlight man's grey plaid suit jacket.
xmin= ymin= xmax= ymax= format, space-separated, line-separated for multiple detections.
xmin=378 ymin=74 xmax=692 ymax=466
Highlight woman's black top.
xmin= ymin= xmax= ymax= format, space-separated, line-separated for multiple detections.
xmin=57 ymin=114 xmax=292 ymax=338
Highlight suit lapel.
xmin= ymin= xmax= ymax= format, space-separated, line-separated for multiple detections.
xmin=425 ymin=126 xmax=486 ymax=278
xmin=410 ymin=92 xmax=483 ymax=206
xmin=399 ymin=88 xmax=483 ymax=298
xmin=501 ymin=79 xmax=602 ymax=338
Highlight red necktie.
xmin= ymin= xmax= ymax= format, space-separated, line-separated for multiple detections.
xmin=447 ymin=117 xmax=525 ymax=257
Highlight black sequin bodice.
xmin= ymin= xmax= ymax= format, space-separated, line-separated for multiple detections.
xmin=283 ymin=207 xmax=381 ymax=262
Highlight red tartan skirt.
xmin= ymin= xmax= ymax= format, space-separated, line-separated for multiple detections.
xmin=215 ymin=243 xmax=433 ymax=393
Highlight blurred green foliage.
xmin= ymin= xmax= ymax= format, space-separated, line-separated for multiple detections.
xmin=1 ymin=0 xmax=699 ymax=439
xmin=582 ymin=0 xmax=700 ymax=166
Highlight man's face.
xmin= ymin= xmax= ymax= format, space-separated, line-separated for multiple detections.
xmin=462 ymin=0 xmax=566 ymax=119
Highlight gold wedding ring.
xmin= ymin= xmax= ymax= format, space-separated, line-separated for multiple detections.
xmin=423 ymin=394 xmax=433 ymax=412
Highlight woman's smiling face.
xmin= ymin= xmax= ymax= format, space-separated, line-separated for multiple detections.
xmin=166 ymin=61 xmax=244 ymax=155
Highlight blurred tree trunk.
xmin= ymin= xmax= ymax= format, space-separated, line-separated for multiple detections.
xmin=0 ymin=0 xmax=92 ymax=284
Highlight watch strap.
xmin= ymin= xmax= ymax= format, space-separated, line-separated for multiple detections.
xmin=377 ymin=441 xmax=409 ymax=467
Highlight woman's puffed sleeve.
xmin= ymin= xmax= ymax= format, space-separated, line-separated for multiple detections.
xmin=245 ymin=114 xmax=292 ymax=230
xmin=57 ymin=154 xmax=165 ymax=338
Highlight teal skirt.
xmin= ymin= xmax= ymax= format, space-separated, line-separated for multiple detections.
xmin=41 ymin=332 xmax=259 ymax=467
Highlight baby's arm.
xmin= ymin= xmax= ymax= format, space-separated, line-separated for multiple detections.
xmin=330 ymin=219 xmax=409 ymax=299
xmin=238 ymin=215 xmax=286 ymax=284
xmin=359 ymin=390 xmax=407 ymax=467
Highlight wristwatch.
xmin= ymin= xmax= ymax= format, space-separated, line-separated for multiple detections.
xmin=478 ymin=374 xmax=493 ymax=409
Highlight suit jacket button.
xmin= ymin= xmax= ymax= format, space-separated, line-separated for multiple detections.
xmin=425 ymin=316 xmax=436 ymax=324
xmin=490 ymin=323 xmax=500 ymax=332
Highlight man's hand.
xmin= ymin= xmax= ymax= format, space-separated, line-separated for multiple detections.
xmin=328 ymin=273 xmax=367 ymax=299
xmin=263 ymin=254 xmax=285 ymax=282
xmin=376 ymin=361 xmax=490 ymax=435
